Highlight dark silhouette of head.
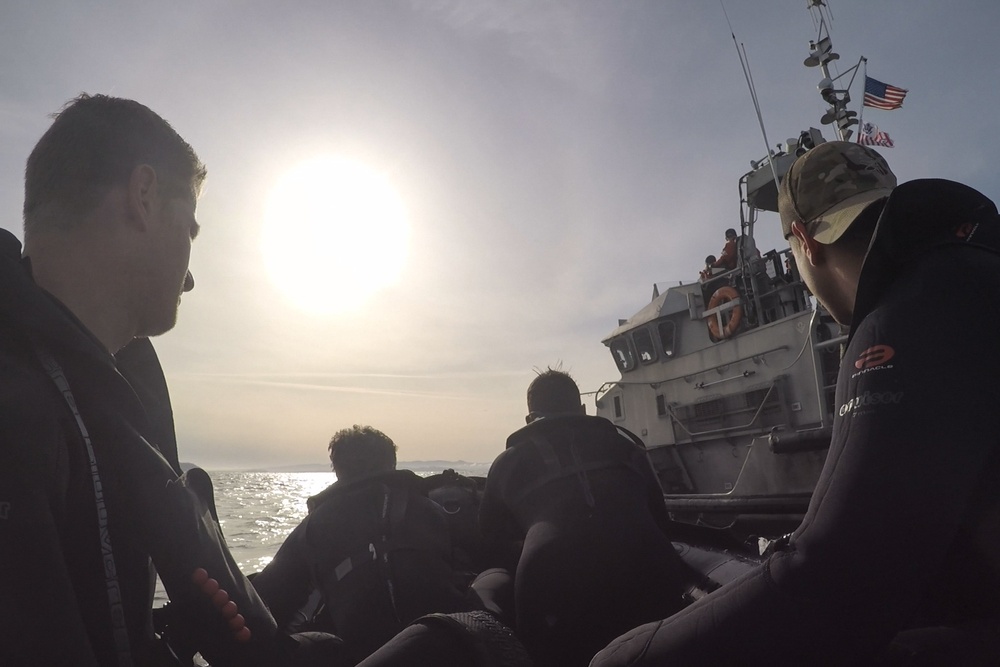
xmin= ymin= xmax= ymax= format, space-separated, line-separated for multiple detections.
xmin=23 ymin=93 xmax=206 ymax=237
xmin=725 ymin=228 xmax=737 ymax=240
xmin=328 ymin=425 xmax=397 ymax=482
xmin=704 ymin=254 xmax=716 ymax=265
xmin=526 ymin=368 xmax=584 ymax=423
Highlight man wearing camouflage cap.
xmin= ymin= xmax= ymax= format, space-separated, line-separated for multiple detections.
xmin=780 ymin=141 xmax=895 ymax=325
xmin=593 ymin=142 xmax=1000 ymax=665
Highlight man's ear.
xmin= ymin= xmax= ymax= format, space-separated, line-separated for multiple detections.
xmin=790 ymin=221 xmax=824 ymax=267
xmin=127 ymin=164 xmax=159 ymax=229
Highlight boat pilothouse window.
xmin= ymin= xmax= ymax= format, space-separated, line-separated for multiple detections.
xmin=633 ymin=328 xmax=657 ymax=364
xmin=613 ymin=394 xmax=624 ymax=420
xmin=657 ymin=321 xmax=676 ymax=358
xmin=610 ymin=337 xmax=637 ymax=373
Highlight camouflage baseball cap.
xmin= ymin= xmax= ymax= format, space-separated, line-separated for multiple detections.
xmin=778 ymin=141 xmax=896 ymax=244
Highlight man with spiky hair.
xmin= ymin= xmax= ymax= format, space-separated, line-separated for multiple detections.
xmin=479 ymin=369 xmax=690 ymax=667
xmin=594 ymin=142 xmax=1000 ymax=665
xmin=0 ymin=95 xmax=336 ymax=666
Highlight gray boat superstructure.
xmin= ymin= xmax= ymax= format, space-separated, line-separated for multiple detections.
xmin=594 ymin=1 xmax=860 ymax=542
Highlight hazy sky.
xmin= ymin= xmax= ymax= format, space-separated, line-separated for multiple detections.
xmin=2 ymin=1 xmax=997 ymax=469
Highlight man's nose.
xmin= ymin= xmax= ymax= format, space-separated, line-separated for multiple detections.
xmin=183 ymin=270 xmax=195 ymax=292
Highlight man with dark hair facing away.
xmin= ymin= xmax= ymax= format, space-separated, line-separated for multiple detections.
xmin=0 ymin=94 xmax=340 ymax=666
xmin=253 ymin=425 xmax=489 ymax=665
xmin=479 ymin=369 xmax=690 ymax=666
xmin=594 ymin=142 xmax=1000 ymax=665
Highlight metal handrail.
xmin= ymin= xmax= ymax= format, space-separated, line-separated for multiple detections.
xmin=666 ymin=380 xmax=780 ymax=438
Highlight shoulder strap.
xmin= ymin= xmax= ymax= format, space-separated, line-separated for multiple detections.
xmin=329 ymin=542 xmax=378 ymax=583
xmin=375 ymin=483 xmax=407 ymax=622
xmin=316 ymin=481 xmax=412 ymax=606
xmin=33 ymin=344 xmax=134 ymax=667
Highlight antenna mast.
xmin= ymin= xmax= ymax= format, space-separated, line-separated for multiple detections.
xmin=805 ymin=1 xmax=858 ymax=141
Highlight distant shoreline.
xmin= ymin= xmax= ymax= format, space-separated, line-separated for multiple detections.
xmin=181 ymin=461 xmax=493 ymax=474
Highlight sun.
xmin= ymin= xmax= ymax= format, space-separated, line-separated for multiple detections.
xmin=261 ymin=156 xmax=410 ymax=314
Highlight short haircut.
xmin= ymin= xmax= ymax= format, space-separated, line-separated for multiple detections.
xmin=328 ymin=425 xmax=397 ymax=481
xmin=725 ymin=228 xmax=737 ymax=238
xmin=526 ymin=368 xmax=581 ymax=417
xmin=23 ymin=93 xmax=206 ymax=235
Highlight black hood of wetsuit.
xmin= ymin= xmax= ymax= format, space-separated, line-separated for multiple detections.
xmin=851 ymin=178 xmax=1000 ymax=338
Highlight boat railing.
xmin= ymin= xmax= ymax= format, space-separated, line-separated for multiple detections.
xmin=664 ymin=377 xmax=785 ymax=440
xmin=681 ymin=345 xmax=790 ymax=383
xmin=813 ymin=334 xmax=847 ymax=350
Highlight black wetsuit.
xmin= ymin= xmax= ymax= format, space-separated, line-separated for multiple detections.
xmin=253 ymin=468 xmax=484 ymax=664
xmin=0 ymin=230 xmax=325 ymax=666
xmin=593 ymin=180 xmax=1000 ymax=666
xmin=479 ymin=414 xmax=689 ymax=666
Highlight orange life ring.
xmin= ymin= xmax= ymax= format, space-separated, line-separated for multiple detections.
xmin=706 ymin=286 xmax=742 ymax=340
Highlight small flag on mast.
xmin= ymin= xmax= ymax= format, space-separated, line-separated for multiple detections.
xmin=863 ymin=76 xmax=908 ymax=110
xmin=858 ymin=121 xmax=894 ymax=148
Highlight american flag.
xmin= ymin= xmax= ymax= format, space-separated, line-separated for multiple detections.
xmin=863 ymin=76 xmax=907 ymax=110
xmin=857 ymin=121 xmax=894 ymax=148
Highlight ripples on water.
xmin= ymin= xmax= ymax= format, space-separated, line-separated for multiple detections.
xmin=215 ymin=472 xmax=336 ymax=573
xmin=153 ymin=465 xmax=489 ymax=606
xmin=154 ymin=471 xmax=335 ymax=605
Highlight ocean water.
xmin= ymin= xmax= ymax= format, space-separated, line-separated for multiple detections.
xmin=213 ymin=471 xmax=336 ymax=574
xmin=153 ymin=465 xmax=490 ymax=606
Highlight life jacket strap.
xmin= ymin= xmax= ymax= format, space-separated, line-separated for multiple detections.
xmin=333 ymin=542 xmax=378 ymax=582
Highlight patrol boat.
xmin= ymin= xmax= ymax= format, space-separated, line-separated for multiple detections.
xmin=593 ymin=1 xmax=861 ymax=544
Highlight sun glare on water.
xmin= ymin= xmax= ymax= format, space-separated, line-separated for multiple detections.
xmin=261 ymin=156 xmax=410 ymax=314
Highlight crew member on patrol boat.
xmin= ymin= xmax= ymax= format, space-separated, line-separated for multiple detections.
xmin=708 ymin=228 xmax=739 ymax=271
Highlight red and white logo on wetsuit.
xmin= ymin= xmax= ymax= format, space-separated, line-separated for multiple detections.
xmin=954 ymin=222 xmax=979 ymax=240
xmin=855 ymin=345 xmax=895 ymax=370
